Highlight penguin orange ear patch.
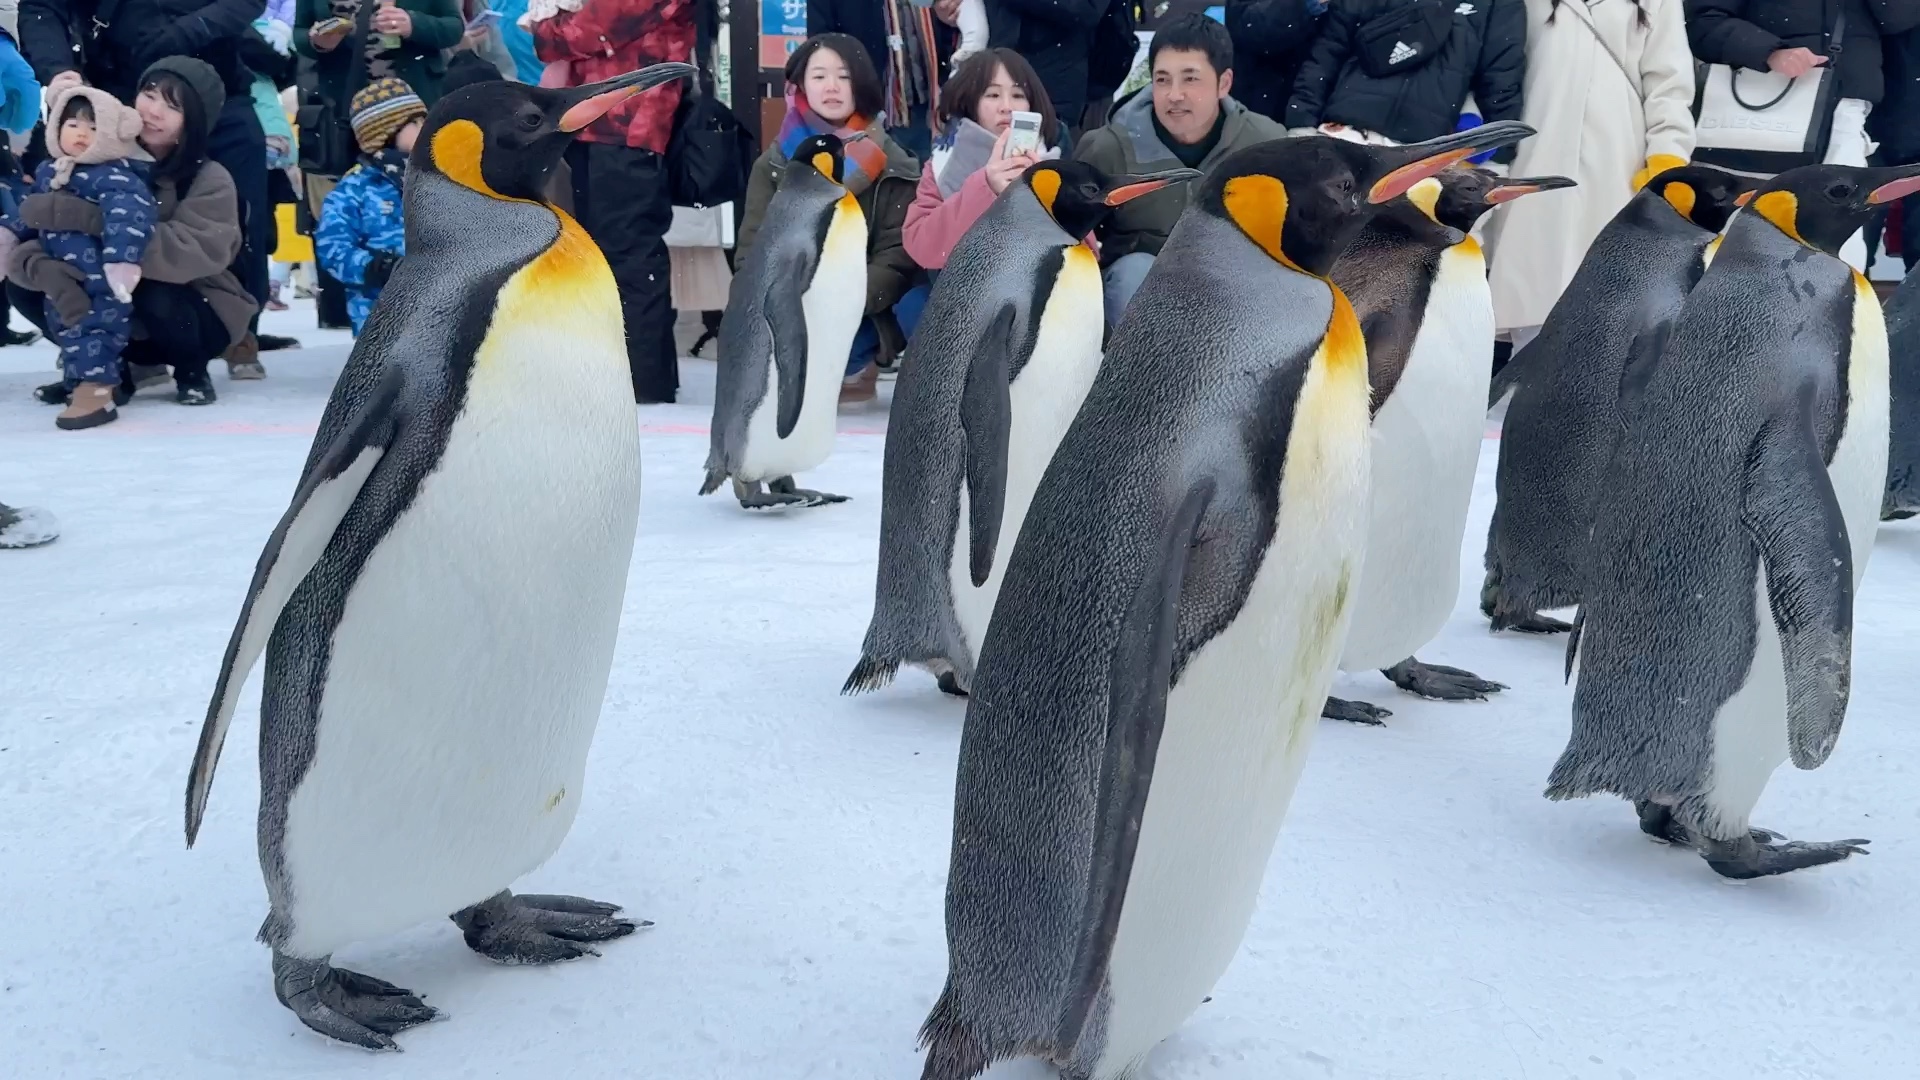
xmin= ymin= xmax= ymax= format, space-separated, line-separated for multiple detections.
xmin=1221 ymin=175 xmax=1295 ymax=270
xmin=1751 ymin=190 xmax=1805 ymax=244
xmin=1662 ymin=182 xmax=1697 ymax=221
xmin=1404 ymin=177 xmax=1442 ymax=222
xmin=811 ymin=151 xmax=836 ymax=181
xmin=431 ymin=119 xmax=508 ymax=200
xmin=1029 ymin=167 xmax=1062 ymax=218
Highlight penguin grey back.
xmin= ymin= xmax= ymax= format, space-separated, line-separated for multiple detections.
xmin=1550 ymin=209 xmax=1856 ymax=803
xmin=1883 ymin=269 xmax=1920 ymax=517
xmin=847 ymin=185 xmax=1075 ymax=692
xmin=705 ymin=164 xmax=852 ymax=479
xmin=250 ymin=173 xmax=563 ymax=943
xmin=1484 ymin=191 xmax=1716 ymax=623
xmin=920 ymin=209 xmax=1337 ymax=1078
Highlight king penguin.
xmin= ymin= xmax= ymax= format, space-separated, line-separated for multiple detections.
xmin=1320 ymin=166 xmax=1574 ymax=724
xmin=700 ymin=133 xmax=868 ymax=509
xmin=1551 ymin=162 xmax=1920 ymax=879
xmin=844 ymin=159 xmax=1199 ymax=698
xmin=1881 ymin=266 xmax=1919 ymax=518
xmin=183 ymin=63 xmax=694 ymax=1049
xmin=1483 ymin=163 xmax=1752 ymax=634
xmin=917 ymin=121 xmax=1533 ymax=1080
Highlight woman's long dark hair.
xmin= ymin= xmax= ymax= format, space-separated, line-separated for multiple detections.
xmin=937 ymin=48 xmax=1061 ymax=145
xmin=137 ymin=71 xmax=210 ymax=188
xmin=783 ymin=33 xmax=886 ymax=122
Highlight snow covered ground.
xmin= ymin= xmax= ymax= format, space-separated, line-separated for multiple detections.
xmin=2 ymin=304 xmax=1916 ymax=1079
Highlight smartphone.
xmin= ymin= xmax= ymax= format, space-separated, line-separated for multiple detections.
xmin=1006 ymin=110 xmax=1042 ymax=156
xmin=466 ymin=8 xmax=502 ymax=30
xmin=311 ymin=16 xmax=351 ymax=34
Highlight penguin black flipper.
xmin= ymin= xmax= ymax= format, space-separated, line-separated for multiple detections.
xmin=959 ymin=304 xmax=1020 ymax=587
xmin=1745 ymin=383 xmax=1855 ymax=769
xmin=1615 ymin=320 xmax=1673 ymax=431
xmin=1055 ymin=478 xmax=1216 ymax=1053
xmin=766 ymin=245 xmax=820 ymax=439
xmin=187 ymin=363 xmax=407 ymax=845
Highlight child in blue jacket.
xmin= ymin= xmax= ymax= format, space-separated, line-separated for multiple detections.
xmin=317 ymin=78 xmax=423 ymax=334
xmin=0 ymin=87 xmax=157 ymax=429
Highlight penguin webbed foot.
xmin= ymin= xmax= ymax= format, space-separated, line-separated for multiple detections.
xmin=1700 ymin=834 xmax=1870 ymax=880
xmin=451 ymin=890 xmax=648 ymax=965
xmin=1636 ymin=801 xmax=1789 ymax=848
xmin=731 ymin=476 xmax=849 ymax=509
xmin=272 ymin=951 xmax=439 ymax=1051
xmin=768 ymin=476 xmax=848 ymax=507
xmin=1322 ymin=695 xmax=1391 ymax=725
xmin=1383 ymin=658 xmax=1507 ymax=701
xmin=1489 ymin=610 xmax=1573 ymax=635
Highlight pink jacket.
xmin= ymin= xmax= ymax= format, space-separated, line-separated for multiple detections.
xmin=903 ymin=163 xmax=997 ymax=271
xmin=903 ymin=162 xmax=1102 ymax=270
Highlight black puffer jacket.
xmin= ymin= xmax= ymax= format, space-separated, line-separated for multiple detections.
xmin=1228 ymin=0 xmax=1326 ymax=123
xmin=1684 ymin=0 xmax=1918 ymax=106
xmin=18 ymin=0 xmax=263 ymax=103
xmin=986 ymin=0 xmax=1112 ymax=122
xmin=1285 ymin=0 xmax=1525 ymax=145
xmin=1874 ymin=22 xmax=1920 ymax=161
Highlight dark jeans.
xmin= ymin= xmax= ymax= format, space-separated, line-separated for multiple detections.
xmin=887 ymin=104 xmax=933 ymax=162
xmin=566 ymin=141 xmax=678 ymax=402
xmin=849 ymin=283 xmax=931 ymax=375
xmin=10 ymin=279 xmax=232 ymax=384
xmin=208 ymin=96 xmax=271 ymax=331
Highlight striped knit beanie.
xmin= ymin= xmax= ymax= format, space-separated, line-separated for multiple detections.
xmin=350 ymin=78 xmax=428 ymax=155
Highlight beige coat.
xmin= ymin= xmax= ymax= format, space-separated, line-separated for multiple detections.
xmin=1486 ymin=0 xmax=1697 ymax=332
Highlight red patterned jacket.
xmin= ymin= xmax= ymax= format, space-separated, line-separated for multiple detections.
xmin=532 ymin=0 xmax=697 ymax=152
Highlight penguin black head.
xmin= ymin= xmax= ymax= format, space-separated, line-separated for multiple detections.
xmin=1740 ymin=162 xmax=1920 ymax=256
xmin=787 ymin=132 xmax=849 ymax=186
xmin=1196 ymin=121 xmax=1534 ymax=277
xmin=1020 ymin=159 xmax=1203 ymax=240
xmin=415 ymin=63 xmax=695 ymax=203
xmin=1398 ymin=168 xmax=1575 ymax=240
xmin=1641 ymin=163 xmax=1753 ymax=234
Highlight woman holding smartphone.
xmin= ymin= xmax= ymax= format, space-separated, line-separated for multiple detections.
xmin=903 ymin=48 xmax=1064 ymax=271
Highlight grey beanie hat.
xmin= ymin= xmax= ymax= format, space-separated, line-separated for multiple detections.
xmin=139 ymin=56 xmax=226 ymax=133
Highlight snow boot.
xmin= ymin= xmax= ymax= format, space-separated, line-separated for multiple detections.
xmin=225 ymin=333 xmax=267 ymax=379
xmin=56 ymin=381 xmax=120 ymax=429
xmin=176 ymin=369 xmax=218 ymax=405
xmin=839 ymin=362 xmax=877 ymax=406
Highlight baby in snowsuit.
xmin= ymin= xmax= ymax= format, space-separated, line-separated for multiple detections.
xmin=1 ymin=87 xmax=156 ymax=429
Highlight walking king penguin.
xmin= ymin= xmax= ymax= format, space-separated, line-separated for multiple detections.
xmin=1551 ymin=162 xmax=1920 ymax=879
xmin=184 ymin=63 xmax=694 ymax=1049
xmin=701 ymin=133 xmax=868 ymax=509
xmin=1881 ymin=266 xmax=1919 ymax=518
xmin=844 ymin=159 xmax=1199 ymax=698
xmin=1320 ymin=166 xmax=1573 ymax=725
xmin=917 ymin=121 xmax=1533 ymax=1080
xmin=1483 ymin=164 xmax=1752 ymax=634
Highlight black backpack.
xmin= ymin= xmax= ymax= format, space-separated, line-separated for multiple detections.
xmin=665 ymin=0 xmax=756 ymax=208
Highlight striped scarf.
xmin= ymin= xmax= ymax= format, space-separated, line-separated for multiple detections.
xmin=776 ymin=86 xmax=888 ymax=196
xmin=881 ymin=0 xmax=940 ymax=132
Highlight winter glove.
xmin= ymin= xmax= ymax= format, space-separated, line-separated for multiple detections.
xmin=1631 ymin=154 xmax=1689 ymax=193
xmin=363 ymin=250 xmax=401 ymax=287
xmin=19 ymin=192 xmax=105 ymax=236
xmin=0 ymin=39 xmax=39 ymax=136
xmin=104 ymin=262 xmax=142 ymax=303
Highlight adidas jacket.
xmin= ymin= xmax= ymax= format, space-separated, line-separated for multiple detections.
xmin=1285 ymin=0 xmax=1526 ymax=148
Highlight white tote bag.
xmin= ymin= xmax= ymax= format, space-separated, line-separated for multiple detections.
xmin=1692 ymin=15 xmax=1843 ymax=174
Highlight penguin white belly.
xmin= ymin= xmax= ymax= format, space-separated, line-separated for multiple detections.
xmin=1340 ymin=247 xmax=1492 ymax=671
xmin=950 ymin=246 xmax=1105 ymax=665
xmin=737 ymin=200 xmax=868 ymax=481
xmin=280 ymin=241 xmax=641 ymax=959
xmin=1094 ymin=349 xmax=1371 ymax=1078
xmin=1701 ymin=275 xmax=1888 ymax=830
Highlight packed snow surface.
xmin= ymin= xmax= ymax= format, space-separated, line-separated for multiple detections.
xmin=2 ymin=307 xmax=1915 ymax=1079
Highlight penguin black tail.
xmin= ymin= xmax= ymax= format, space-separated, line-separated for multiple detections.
xmin=917 ymin=987 xmax=992 ymax=1080
xmin=697 ymin=467 xmax=727 ymax=497
xmin=841 ymin=655 xmax=898 ymax=696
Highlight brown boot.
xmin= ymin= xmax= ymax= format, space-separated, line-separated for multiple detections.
xmin=225 ymin=332 xmax=266 ymax=380
xmin=839 ymin=362 xmax=877 ymax=406
xmin=56 ymin=381 xmax=120 ymax=430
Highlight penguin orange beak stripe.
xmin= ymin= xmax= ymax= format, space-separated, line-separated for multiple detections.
xmin=1868 ymin=175 xmax=1920 ymax=205
xmin=1102 ymin=168 xmax=1203 ymax=206
xmin=1367 ymin=120 xmax=1535 ymax=204
xmin=1484 ymin=175 xmax=1577 ymax=204
xmin=557 ymin=62 xmax=698 ymax=133
xmin=1734 ymin=190 xmax=1757 ymax=207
